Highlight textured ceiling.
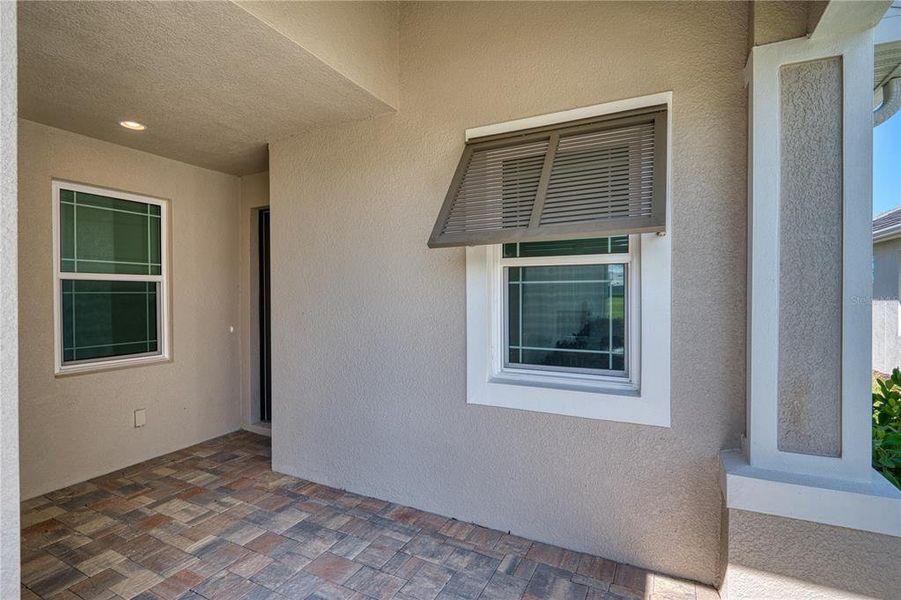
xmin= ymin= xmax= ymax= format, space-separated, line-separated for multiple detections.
xmin=18 ymin=1 xmax=395 ymax=175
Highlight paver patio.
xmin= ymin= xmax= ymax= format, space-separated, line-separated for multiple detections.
xmin=19 ymin=431 xmax=717 ymax=600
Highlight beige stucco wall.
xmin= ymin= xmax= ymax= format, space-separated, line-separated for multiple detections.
xmin=238 ymin=171 xmax=270 ymax=428
xmin=749 ymin=0 xmax=810 ymax=48
xmin=268 ymin=1 xmax=748 ymax=585
xmin=721 ymin=509 xmax=901 ymax=599
xmin=17 ymin=120 xmax=243 ymax=499
xmin=235 ymin=0 xmax=399 ymax=109
xmin=777 ymin=57 xmax=843 ymax=458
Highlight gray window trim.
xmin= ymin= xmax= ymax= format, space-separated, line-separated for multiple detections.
xmin=428 ymin=106 xmax=668 ymax=248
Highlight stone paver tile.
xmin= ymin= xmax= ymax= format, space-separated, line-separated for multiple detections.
xmin=76 ymin=549 xmax=127 ymax=577
xmin=480 ymin=572 xmax=529 ymax=600
xmin=67 ymin=568 xmax=125 ymax=600
xmin=330 ymin=534 xmax=372 ymax=560
xmin=304 ymin=552 xmax=363 ymax=585
xmin=28 ymin=565 xmax=86 ymax=597
xmin=191 ymin=537 xmax=250 ymax=574
xmin=525 ymin=564 xmax=589 ymax=600
xmin=276 ymin=571 xmax=328 ymax=598
xmin=21 ymin=505 xmax=68 ymax=528
xmin=612 ymin=564 xmax=650 ymax=594
xmin=109 ymin=560 xmax=163 ymax=599
xmin=44 ymin=532 xmax=93 ymax=559
xmin=497 ymin=554 xmax=538 ymax=581
xmin=230 ymin=551 xmax=275 ymax=578
xmin=345 ymin=565 xmax=407 ymax=600
xmin=116 ymin=534 xmax=170 ymax=563
xmin=404 ymin=534 xmax=453 ymax=564
xmin=576 ymin=555 xmax=616 ymax=584
xmin=253 ymin=493 xmax=294 ymax=512
xmin=494 ymin=535 xmax=532 ymax=557
xmin=22 ymin=552 xmax=69 ymax=586
xmin=222 ymin=522 xmax=268 ymax=546
xmin=355 ymin=497 xmax=389 ymax=515
xmin=22 ymin=585 xmax=43 ymax=600
xmin=306 ymin=507 xmax=354 ymax=530
xmin=136 ymin=544 xmax=197 ymax=578
xmin=571 ymin=574 xmax=611 ymax=592
xmin=465 ymin=527 xmax=504 ymax=551
xmin=353 ymin=540 xmax=399 ymax=570
xmin=306 ymin=580 xmax=358 ymax=600
xmin=526 ymin=543 xmax=565 ymax=569
xmin=441 ymin=572 xmax=490 ymax=600
xmin=44 ymin=590 xmax=83 ymax=600
xmin=252 ymin=560 xmax=305 ymax=590
xmin=399 ymin=561 xmax=454 ymax=600
xmin=147 ymin=568 xmax=205 ymax=600
xmin=282 ymin=522 xmax=345 ymax=558
xmin=194 ymin=570 xmax=267 ymax=600
xmin=244 ymin=532 xmax=291 ymax=557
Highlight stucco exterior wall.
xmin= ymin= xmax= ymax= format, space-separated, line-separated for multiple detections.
xmin=777 ymin=57 xmax=843 ymax=457
xmin=749 ymin=1 xmax=810 ymax=48
xmin=17 ymin=120 xmax=243 ymax=499
xmin=235 ymin=1 xmax=399 ymax=109
xmin=268 ymin=1 xmax=748 ymax=585
xmin=872 ymin=238 xmax=901 ymax=374
xmin=239 ymin=171 xmax=270 ymax=429
xmin=0 ymin=1 xmax=19 ymax=596
xmin=721 ymin=509 xmax=901 ymax=599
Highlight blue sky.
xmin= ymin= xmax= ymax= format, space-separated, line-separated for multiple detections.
xmin=874 ymin=109 xmax=901 ymax=216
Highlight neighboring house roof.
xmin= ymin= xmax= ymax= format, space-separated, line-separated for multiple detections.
xmin=874 ymin=206 xmax=901 ymax=242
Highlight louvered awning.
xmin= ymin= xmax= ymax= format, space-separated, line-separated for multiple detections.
xmin=428 ymin=106 xmax=667 ymax=248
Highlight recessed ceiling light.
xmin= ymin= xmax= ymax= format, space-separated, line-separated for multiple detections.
xmin=119 ymin=120 xmax=146 ymax=131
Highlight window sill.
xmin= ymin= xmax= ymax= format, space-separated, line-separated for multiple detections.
xmin=720 ymin=449 xmax=901 ymax=538
xmin=490 ymin=370 xmax=639 ymax=396
xmin=55 ymin=354 xmax=170 ymax=377
xmin=468 ymin=377 xmax=668 ymax=426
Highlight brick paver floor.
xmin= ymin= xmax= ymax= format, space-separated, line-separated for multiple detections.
xmin=20 ymin=431 xmax=719 ymax=600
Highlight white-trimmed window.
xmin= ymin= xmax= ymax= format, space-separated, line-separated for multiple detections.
xmin=500 ymin=236 xmax=639 ymax=384
xmin=454 ymin=93 xmax=673 ymax=426
xmin=52 ymin=181 xmax=170 ymax=374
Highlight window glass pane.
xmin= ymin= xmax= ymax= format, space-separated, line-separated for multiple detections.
xmin=502 ymin=236 xmax=628 ymax=258
xmin=59 ymin=189 xmax=162 ymax=275
xmin=149 ymin=217 xmax=161 ymax=266
xmin=60 ymin=202 xmax=75 ymax=263
xmin=61 ymin=280 xmax=159 ymax=363
xmin=506 ymin=263 xmax=626 ymax=373
xmin=74 ymin=192 xmax=151 ymax=214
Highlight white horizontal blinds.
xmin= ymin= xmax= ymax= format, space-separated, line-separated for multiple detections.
xmin=440 ymin=140 xmax=549 ymax=237
xmin=540 ymin=123 xmax=655 ymax=226
xmin=428 ymin=106 xmax=666 ymax=248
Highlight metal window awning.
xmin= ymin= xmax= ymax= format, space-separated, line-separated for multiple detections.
xmin=428 ymin=106 xmax=668 ymax=248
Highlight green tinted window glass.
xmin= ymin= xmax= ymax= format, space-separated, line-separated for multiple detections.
xmin=506 ymin=263 xmax=626 ymax=373
xmin=502 ymin=236 xmax=628 ymax=258
xmin=59 ymin=189 xmax=162 ymax=275
xmin=61 ymin=280 xmax=159 ymax=363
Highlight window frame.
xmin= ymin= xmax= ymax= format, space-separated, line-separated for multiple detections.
xmin=51 ymin=180 xmax=171 ymax=375
xmin=463 ymin=92 xmax=672 ymax=426
xmin=496 ymin=237 xmax=641 ymax=388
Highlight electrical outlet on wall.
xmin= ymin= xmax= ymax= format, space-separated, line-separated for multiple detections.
xmin=134 ymin=408 xmax=146 ymax=428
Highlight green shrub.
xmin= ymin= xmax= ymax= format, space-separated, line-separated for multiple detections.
xmin=873 ymin=369 xmax=901 ymax=488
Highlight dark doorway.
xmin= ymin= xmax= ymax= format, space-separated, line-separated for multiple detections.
xmin=258 ymin=208 xmax=272 ymax=423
